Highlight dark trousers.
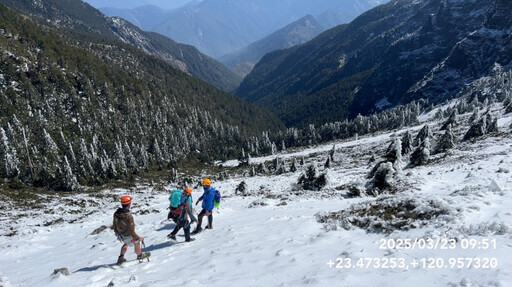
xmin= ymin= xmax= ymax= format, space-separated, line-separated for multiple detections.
xmin=171 ymin=221 xmax=191 ymax=241
xmin=197 ymin=209 xmax=213 ymax=229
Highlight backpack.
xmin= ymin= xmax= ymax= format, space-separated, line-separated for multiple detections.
xmin=169 ymin=189 xmax=182 ymax=208
xmin=213 ymin=189 xmax=221 ymax=208
xmin=171 ymin=196 xmax=190 ymax=226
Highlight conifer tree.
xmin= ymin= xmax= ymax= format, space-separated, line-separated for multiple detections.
xmin=297 ymin=163 xmax=327 ymax=191
xmin=414 ymin=125 xmax=432 ymax=146
xmin=371 ymin=162 xmax=395 ymax=190
xmin=0 ymin=127 xmax=20 ymax=178
xmin=55 ymin=156 xmax=79 ymax=191
xmin=469 ymin=108 xmax=479 ymax=124
xmin=401 ymin=131 xmax=413 ymax=155
xmin=436 ymin=124 xmax=456 ymax=153
xmin=256 ymin=162 xmax=268 ymax=174
xmin=409 ymin=138 xmax=430 ymax=166
xmin=463 ymin=115 xmax=486 ymax=141
xmin=441 ymin=110 xmax=457 ymax=130
xmin=487 ymin=114 xmax=499 ymax=134
xmin=290 ymin=158 xmax=298 ymax=172
xmin=324 ymin=156 xmax=331 ymax=168
xmin=235 ymin=181 xmax=248 ymax=196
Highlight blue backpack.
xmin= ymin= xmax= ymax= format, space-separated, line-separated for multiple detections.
xmin=213 ymin=189 xmax=221 ymax=208
xmin=169 ymin=189 xmax=183 ymax=208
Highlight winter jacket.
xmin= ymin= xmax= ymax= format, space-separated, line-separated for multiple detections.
xmin=198 ymin=187 xmax=215 ymax=211
xmin=113 ymin=208 xmax=139 ymax=241
xmin=178 ymin=195 xmax=197 ymax=226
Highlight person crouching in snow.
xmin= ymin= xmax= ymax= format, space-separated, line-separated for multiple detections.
xmin=192 ymin=178 xmax=215 ymax=234
xmin=168 ymin=187 xmax=197 ymax=242
xmin=113 ymin=195 xmax=149 ymax=265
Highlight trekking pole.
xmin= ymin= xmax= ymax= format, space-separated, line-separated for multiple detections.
xmin=142 ymin=240 xmax=150 ymax=262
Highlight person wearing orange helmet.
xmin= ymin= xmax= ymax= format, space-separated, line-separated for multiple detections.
xmin=191 ymin=178 xmax=216 ymax=234
xmin=168 ymin=187 xmax=197 ymax=242
xmin=113 ymin=195 xmax=149 ymax=265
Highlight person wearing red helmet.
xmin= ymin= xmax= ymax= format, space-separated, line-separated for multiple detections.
xmin=113 ymin=195 xmax=149 ymax=265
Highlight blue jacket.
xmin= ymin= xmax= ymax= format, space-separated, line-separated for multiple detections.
xmin=198 ymin=187 xmax=215 ymax=211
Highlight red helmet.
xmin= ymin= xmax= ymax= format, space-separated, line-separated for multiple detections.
xmin=121 ymin=195 xmax=132 ymax=205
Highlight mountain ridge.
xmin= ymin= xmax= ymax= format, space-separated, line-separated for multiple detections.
xmin=0 ymin=0 xmax=241 ymax=92
xmin=220 ymin=15 xmax=325 ymax=77
xmin=236 ymin=0 xmax=512 ymax=127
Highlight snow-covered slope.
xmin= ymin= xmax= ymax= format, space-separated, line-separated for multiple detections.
xmin=1 ymin=99 xmax=511 ymax=287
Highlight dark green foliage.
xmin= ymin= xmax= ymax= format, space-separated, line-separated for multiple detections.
xmin=0 ymin=0 xmax=241 ymax=92
xmin=298 ymin=163 xmax=327 ymax=191
xmin=440 ymin=110 xmax=457 ymax=130
xmin=289 ymin=158 xmax=298 ymax=172
xmin=463 ymin=115 xmax=487 ymax=141
xmin=436 ymin=124 xmax=455 ymax=153
xmin=409 ymin=138 xmax=430 ymax=167
xmin=0 ymin=4 xmax=283 ymax=190
xmin=371 ymin=162 xmax=395 ymax=191
xmin=401 ymin=131 xmax=413 ymax=155
xmin=235 ymin=180 xmax=247 ymax=196
xmin=414 ymin=125 xmax=432 ymax=146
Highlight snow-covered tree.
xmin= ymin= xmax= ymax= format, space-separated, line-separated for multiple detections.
xmin=298 ymin=163 xmax=327 ymax=191
xmin=401 ymin=131 xmax=413 ymax=155
xmin=54 ymin=156 xmax=79 ymax=191
xmin=290 ymin=158 xmax=298 ymax=172
xmin=371 ymin=162 xmax=396 ymax=190
xmin=0 ymin=127 xmax=20 ymax=178
xmin=238 ymin=148 xmax=250 ymax=167
xmin=436 ymin=124 xmax=456 ymax=153
xmin=409 ymin=138 xmax=430 ymax=166
xmin=256 ymin=162 xmax=268 ymax=174
xmin=463 ymin=115 xmax=486 ymax=141
xmin=324 ymin=156 xmax=331 ymax=168
xmin=441 ymin=110 xmax=457 ymax=130
xmin=235 ymin=181 xmax=248 ymax=196
xmin=414 ymin=125 xmax=432 ymax=146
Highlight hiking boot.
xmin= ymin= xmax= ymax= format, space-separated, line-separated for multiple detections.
xmin=167 ymin=233 xmax=176 ymax=240
xmin=137 ymin=252 xmax=150 ymax=260
xmin=117 ymin=255 xmax=126 ymax=265
xmin=191 ymin=227 xmax=202 ymax=235
xmin=186 ymin=238 xmax=195 ymax=242
xmin=205 ymin=225 xmax=213 ymax=230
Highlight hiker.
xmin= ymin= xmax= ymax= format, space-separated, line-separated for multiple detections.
xmin=113 ymin=195 xmax=149 ymax=265
xmin=168 ymin=186 xmax=184 ymax=223
xmin=168 ymin=187 xmax=197 ymax=242
xmin=192 ymin=178 xmax=216 ymax=234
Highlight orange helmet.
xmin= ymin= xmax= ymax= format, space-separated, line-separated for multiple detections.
xmin=121 ymin=195 xmax=132 ymax=205
xmin=184 ymin=187 xmax=192 ymax=195
xmin=202 ymin=178 xmax=211 ymax=186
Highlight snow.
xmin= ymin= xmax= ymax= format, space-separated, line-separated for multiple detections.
xmin=1 ymin=102 xmax=512 ymax=287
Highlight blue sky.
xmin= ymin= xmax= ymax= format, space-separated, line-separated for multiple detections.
xmin=83 ymin=0 xmax=197 ymax=10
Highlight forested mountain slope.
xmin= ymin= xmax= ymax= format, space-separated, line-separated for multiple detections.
xmin=0 ymin=0 xmax=241 ymax=91
xmin=0 ymin=4 xmax=283 ymax=191
xmin=236 ymin=0 xmax=512 ymax=127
